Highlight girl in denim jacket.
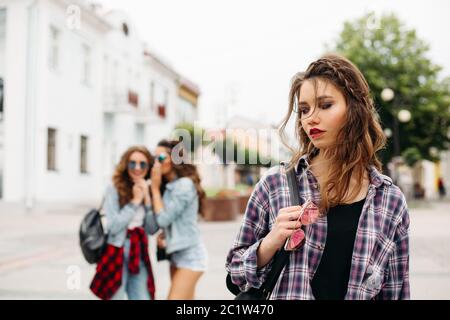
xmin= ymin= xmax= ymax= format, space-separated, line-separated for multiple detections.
xmin=147 ymin=139 xmax=208 ymax=300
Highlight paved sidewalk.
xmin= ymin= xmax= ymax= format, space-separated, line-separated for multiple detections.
xmin=0 ymin=199 xmax=449 ymax=299
xmin=0 ymin=201 xmax=239 ymax=300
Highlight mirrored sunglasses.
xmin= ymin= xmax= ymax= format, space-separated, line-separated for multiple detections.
xmin=156 ymin=153 xmax=168 ymax=163
xmin=128 ymin=160 xmax=148 ymax=170
xmin=284 ymin=199 xmax=319 ymax=251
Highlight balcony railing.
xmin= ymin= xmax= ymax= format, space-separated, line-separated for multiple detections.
xmin=128 ymin=90 xmax=138 ymax=107
xmin=157 ymin=104 xmax=166 ymax=118
xmin=103 ymin=87 xmax=139 ymax=112
xmin=103 ymin=87 xmax=160 ymax=123
xmin=103 ymin=88 xmax=127 ymax=112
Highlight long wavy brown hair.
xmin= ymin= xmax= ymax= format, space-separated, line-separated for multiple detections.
xmin=157 ymin=139 xmax=206 ymax=217
xmin=279 ymin=54 xmax=386 ymax=215
xmin=112 ymin=146 xmax=154 ymax=208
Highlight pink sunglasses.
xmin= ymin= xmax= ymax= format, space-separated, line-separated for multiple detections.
xmin=284 ymin=199 xmax=319 ymax=251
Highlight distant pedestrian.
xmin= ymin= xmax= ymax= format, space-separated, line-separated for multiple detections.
xmin=438 ymin=177 xmax=446 ymax=199
xmin=414 ymin=183 xmax=425 ymax=199
xmin=245 ymin=173 xmax=254 ymax=186
xmin=398 ymin=171 xmax=413 ymax=201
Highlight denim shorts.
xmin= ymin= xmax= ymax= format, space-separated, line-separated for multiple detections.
xmin=170 ymin=242 xmax=208 ymax=272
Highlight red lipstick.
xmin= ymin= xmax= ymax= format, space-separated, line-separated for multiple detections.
xmin=309 ymin=128 xmax=326 ymax=139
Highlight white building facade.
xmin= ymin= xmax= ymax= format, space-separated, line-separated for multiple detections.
xmin=0 ymin=0 xmax=199 ymax=206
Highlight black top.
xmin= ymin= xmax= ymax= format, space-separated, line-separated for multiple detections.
xmin=311 ymin=197 xmax=366 ymax=300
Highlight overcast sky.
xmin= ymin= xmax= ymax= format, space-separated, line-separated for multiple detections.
xmin=96 ymin=0 xmax=450 ymax=129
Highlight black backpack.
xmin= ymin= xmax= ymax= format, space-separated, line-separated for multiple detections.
xmin=79 ymin=199 xmax=107 ymax=264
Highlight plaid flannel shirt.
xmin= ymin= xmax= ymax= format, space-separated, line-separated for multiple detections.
xmin=226 ymin=154 xmax=410 ymax=300
xmin=90 ymin=227 xmax=155 ymax=300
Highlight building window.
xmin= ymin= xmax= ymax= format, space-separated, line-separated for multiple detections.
xmin=122 ymin=23 xmax=129 ymax=37
xmin=81 ymin=44 xmax=91 ymax=85
xmin=179 ymin=98 xmax=196 ymax=123
xmin=135 ymin=124 xmax=145 ymax=144
xmin=150 ymin=81 xmax=154 ymax=111
xmin=48 ymin=26 xmax=60 ymax=70
xmin=0 ymin=9 xmax=5 ymax=118
xmin=112 ymin=60 xmax=119 ymax=106
xmin=128 ymin=90 xmax=139 ymax=107
xmin=154 ymin=84 xmax=168 ymax=119
xmin=80 ymin=136 xmax=88 ymax=173
xmin=0 ymin=78 xmax=3 ymax=118
xmin=157 ymin=104 xmax=166 ymax=118
xmin=47 ymin=128 xmax=57 ymax=171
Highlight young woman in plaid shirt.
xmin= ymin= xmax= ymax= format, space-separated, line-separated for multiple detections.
xmin=226 ymin=54 xmax=410 ymax=300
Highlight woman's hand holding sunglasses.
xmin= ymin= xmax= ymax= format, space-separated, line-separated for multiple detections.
xmin=265 ymin=200 xmax=319 ymax=251
xmin=264 ymin=205 xmax=304 ymax=251
xmin=284 ymin=200 xmax=319 ymax=251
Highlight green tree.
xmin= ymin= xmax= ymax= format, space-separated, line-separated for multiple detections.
xmin=173 ymin=122 xmax=206 ymax=154
xmin=212 ymin=138 xmax=275 ymax=167
xmin=332 ymin=12 xmax=450 ymax=167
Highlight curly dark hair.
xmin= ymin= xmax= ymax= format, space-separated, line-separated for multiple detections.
xmin=157 ymin=139 xmax=206 ymax=216
xmin=279 ymin=54 xmax=386 ymax=214
xmin=112 ymin=145 xmax=154 ymax=208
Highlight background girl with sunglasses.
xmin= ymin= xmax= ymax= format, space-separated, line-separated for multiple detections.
xmin=226 ymin=54 xmax=410 ymax=300
xmin=146 ymin=139 xmax=208 ymax=300
xmin=90 ymin=146 xmax=158 ymax=300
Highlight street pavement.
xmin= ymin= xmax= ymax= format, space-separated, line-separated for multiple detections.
xmin=0 ymin=199 xmax=449 ymax=300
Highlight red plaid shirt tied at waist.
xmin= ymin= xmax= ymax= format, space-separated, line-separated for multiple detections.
xmin=90 ymin=227 xmax=155 ymax=300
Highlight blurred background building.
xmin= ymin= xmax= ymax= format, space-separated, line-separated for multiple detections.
xmin=0 ymin=0 xmax=200 ymax=206
xmin=0 ymin=0 xmax=448 ymax=208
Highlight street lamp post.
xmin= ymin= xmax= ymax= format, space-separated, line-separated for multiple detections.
xmin=381 ymin=88 xmax=412 ymax=157
xmin=381 ymin=87 xmax=413 ymax=195
xmin=381 ymin=88 xmax=400 ymax=156
xmin=381 ymin=88 xmax=411 ymax=195
xmin=393 ymin=115 xmax=401 ymax=157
